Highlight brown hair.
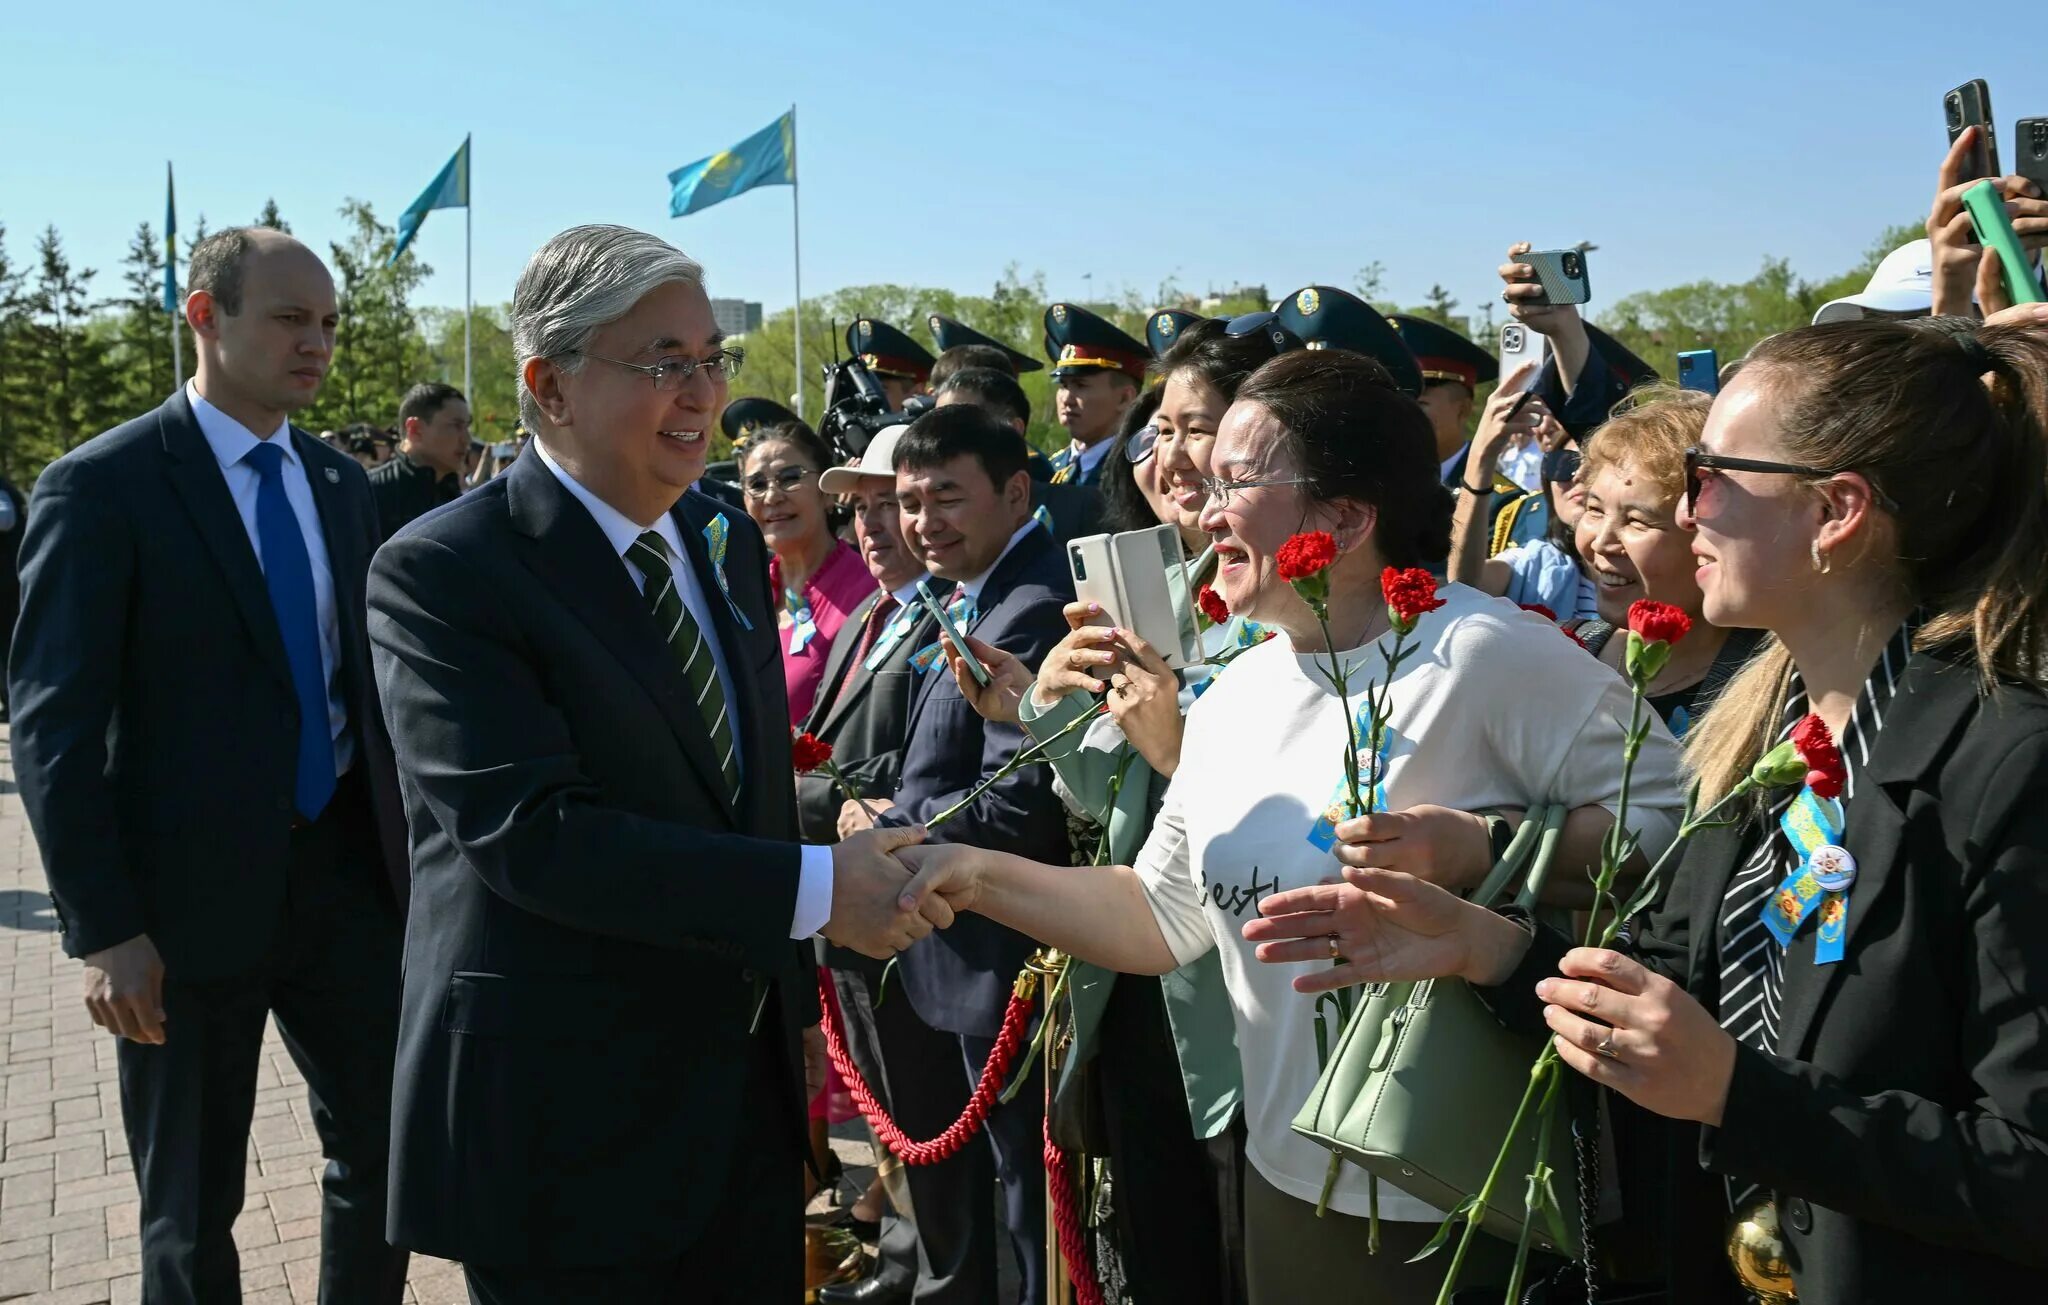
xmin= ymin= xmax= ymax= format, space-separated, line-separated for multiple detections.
xmin=1579 ymin=384 xmax=1709 ymax=504
xmin=1687 ymin=317 xmax=2048 ymax=802
xmin=1235 ymin=349 xmax=1451 ymax=569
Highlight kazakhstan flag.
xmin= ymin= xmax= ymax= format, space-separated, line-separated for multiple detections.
xmin=668 ymin=111 xmax=795 ymax=218
xmin=390 ymin=136 xmax=470 ymax=266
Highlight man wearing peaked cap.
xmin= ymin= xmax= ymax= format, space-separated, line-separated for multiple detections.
xmin=1043 ymin=303 xmax=1147 ymax=485
xmin=847 ymin=318 xmax=935 ymax=410
xmin=1145 ymin=308 xmax=1208 ymax=359
xmin=1272 ymin=286 xmax=1424 ymax=397
xmin=1390 ymin=314 xmax=1505 ymax=485
xmin=927 ymin=314 xmax=1043 ymax=376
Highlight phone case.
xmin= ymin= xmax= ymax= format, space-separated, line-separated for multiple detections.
xmin=1520 ymin=251 xmax=1591 ymax=306
xmin=1496 ymin=323 xmax=1549 ymax=386
xmin=2017 ymin=118 xmax=2048 ymax=192
xmin=1962 ymin=180 xmax=2046 ymax=306
xmin=1677 ymin=350 xmax=1720 ymax=396
xmin=1945 ymin=81 xmax=1999 ymax=181
xmin=914 ymin=578 xmax=991 ymax=686
xmin=1066 ymin=526 xmax=1195 ymax=669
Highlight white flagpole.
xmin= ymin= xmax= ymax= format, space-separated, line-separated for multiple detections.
xmin=464 ymin=134 xmax=474 ymax=405
xmin=171 ymin=301 xmax=183 ymax=389
xmin=790 ymin=104 xmax=804 ymax=421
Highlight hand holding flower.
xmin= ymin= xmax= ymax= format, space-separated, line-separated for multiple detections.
xmin=1537 ymin=948 xmax=1738 ymax=1127
xmin=1326 ymin=806 xmax=1497 ymax=893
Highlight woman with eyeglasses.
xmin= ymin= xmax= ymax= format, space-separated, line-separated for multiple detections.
xmin=1234 ymin=312 xmax=2048 ymax=1303
xmin=735 ymin=420 xmax=869 ymax=723
xmin=919 ymin=346 xmax=1685 ymax=1302
xmin=1561 ymin=386 xmax=1763 ymax=738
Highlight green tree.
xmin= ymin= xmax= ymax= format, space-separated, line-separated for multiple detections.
xmin=418 ymin=303 xmax=518 ymax=442
xmin=1412 ymin=283 xmax=1464 ymax=332
xmin=111 ymin=221 xmax=173 ymax=410
xmin=255 ymin=198 xmax=291 ymax=233
xmin=0 ymin=223 xmax=36 ymax=480
xmin=18 ymin=226 xmax=120 ymax=456
xmin=304 ymin=200 xmax=431 ymax=432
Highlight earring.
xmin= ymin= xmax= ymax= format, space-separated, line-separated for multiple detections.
xmin=1810 ymin=541 xmax=1832 ymax=576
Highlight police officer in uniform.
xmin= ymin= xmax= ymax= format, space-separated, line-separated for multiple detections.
xmin=1042 ymin=303 xmax=1148 ymax=484
xmin=928 ymin=314 xmax=1043 ymax=379
xmin=849 ymin=318 xmax=936 ymax=410
xmin=1144 ymin=308 xmax=1209 ymax=360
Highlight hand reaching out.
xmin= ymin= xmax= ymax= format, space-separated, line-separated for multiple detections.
xmin=823 ymin=825 xmax=940 ymax=959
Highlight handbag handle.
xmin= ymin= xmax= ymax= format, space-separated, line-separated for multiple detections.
xmin=1468 ymin=803 xmax=1556 ymax=910
xmin=1514 ymin=804 xmax=1570 ymax=912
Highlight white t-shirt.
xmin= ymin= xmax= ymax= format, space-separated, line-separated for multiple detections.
xmin=1131 ymin=583 xmax=1684 ymax=1222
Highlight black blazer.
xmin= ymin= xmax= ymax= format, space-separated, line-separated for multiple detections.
xmin=880 ymin=525 xmax=1074 ymax=1038
xmin=368 ymin=451 xmax=818 ymax=1268
xmin=9 ymin=390 xmax=406 ymax=979
xmin=1489 ymin=651 xmax=2048 ymax=1302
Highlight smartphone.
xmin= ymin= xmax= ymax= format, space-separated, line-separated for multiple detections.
xmin=1518 ymin=250 xmax=1591 ymax=307
xmin=2017 ymin=117 xmax=2048 ymax=194
xmin=1945 ymin=81 xmax=1999 ymax=183
xmin=1067 ymin=525 xmax=1197 ymax=670
xmin=1677 ymin=349 xmax=1721 ymax=396
xmin=1497 ymin=322 xmax=1549 ymax=386
xmin=914 ymin=578 xmax=991 ymax=687
xmin=1962 ymin=179 xmax=2047 ymax=305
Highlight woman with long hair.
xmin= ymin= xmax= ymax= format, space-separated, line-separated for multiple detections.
xmin=916 ymin=346 xmax=1685 ymax=1302
xmin=1246 ymin=311 xmax=2048 ymax=1302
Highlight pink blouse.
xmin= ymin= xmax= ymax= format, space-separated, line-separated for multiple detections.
xmin=770 ymin=540 xmax=877 ymax=724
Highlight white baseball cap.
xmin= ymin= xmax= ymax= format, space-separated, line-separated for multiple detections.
xmin=816 ymin=424 xmax=910 ymax=494
xmin=1812 ymin=239 xmax=1935 ymax=324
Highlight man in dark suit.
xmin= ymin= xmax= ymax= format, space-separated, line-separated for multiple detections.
xmin=366 ymin=224 xmax=937 ymax=1305
xmin=839 ymin=404 xmax=1075 ymax=1305
xmin=932 ymin=367 xmax=1101 ymax=551
xmin=9 ymin=227 xmax=411 ymax=1304
xmin=366 ymin=380 xmax=469 ymax=540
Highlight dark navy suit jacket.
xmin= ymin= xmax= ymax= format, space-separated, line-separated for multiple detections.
xmin=881 ymin=524 xmax=1075 ymax=1038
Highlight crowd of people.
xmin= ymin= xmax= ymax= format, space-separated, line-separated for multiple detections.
xmin=6 ymin=117 xmax=2048 ymax=1305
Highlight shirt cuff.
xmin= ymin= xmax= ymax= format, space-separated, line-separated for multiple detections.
xmin=791 ymin=843 xmax=835 ymax=939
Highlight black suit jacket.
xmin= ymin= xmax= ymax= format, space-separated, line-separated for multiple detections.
xmin=880 ymin=525 xmax=1074 ymax=1038
xmin=9 ymin=390 xmax=406 ymax=978
xmin=366 ymin=451 xmax=458 ymax=541
xmin=1489 ymin=651 xmax=2048 ymax=1302
xmin=368 ymin=451 xmax=819 ymax=1268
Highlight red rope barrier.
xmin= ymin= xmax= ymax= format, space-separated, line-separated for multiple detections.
xmin=1044 ymin=1116 xmax=1106 ymax=1305
xmin=818 ymin=969 xmax=1037 ymax=1165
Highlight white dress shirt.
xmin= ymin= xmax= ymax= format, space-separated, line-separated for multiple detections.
xmin=188 ymin=382 xmax=352 ymax=777
xmin=1063 ymin=437 xmax=1114 ymax=481
xmin=533 ymin=440 xmax=834 ymax=940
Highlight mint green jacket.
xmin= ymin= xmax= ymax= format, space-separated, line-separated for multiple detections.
xmin=1018 ymin=549 xmax=1243 ymax=1139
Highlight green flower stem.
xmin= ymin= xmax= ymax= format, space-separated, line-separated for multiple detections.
xmin=1434 ymin=1053 xmax=1554 ymax=1305
xmin=924 ymin=704 xmax=1104 ymax=829
xmin=999 ymin=952 xmax=1075 ymax=1104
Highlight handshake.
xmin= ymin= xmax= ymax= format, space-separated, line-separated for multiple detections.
xmin=820 ymin=826 xmax=980 ymax=959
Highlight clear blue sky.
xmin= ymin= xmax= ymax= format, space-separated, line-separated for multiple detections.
xmin=4 ymin=0 xmax=2041 ymax=328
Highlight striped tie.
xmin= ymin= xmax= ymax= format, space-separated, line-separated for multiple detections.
xmin=628 ymin=531 xmax=739 ymax=801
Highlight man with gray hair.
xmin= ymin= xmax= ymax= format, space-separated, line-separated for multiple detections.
xmin=368 ymin=225 xmax=939 ymax=1302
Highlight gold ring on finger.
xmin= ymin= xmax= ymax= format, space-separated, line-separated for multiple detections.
xmin=1326 ymin=934 xmax=1342 ymax=960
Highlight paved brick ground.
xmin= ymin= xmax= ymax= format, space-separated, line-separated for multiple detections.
xmin=0 ymin=725 xmax=877 ymax=1303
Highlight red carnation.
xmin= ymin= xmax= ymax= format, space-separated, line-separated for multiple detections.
xmin=792 ymin=731 xmax=834 ymax=774
xmin=1197 ymin=584 xmax=1230 ymax=627
xmin=1790 ymin=714 xmax=1846 ymax=800
xmin=1381 ymin=567 xmax=1446 ymax=634
xmin=1275 ymin=531 xmax=1339 ymax=582
xmin=1519 ymin=603 xmax=1558 ymax=623
xmin=1626 ymin=600 xmax=1692 ymax=647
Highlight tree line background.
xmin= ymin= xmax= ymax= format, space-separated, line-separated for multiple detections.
xmin=0 ymin=196 xmax=1920 ymax=486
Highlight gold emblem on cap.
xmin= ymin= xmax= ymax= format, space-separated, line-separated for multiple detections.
xmin=1052 ymin=304 xmax=1068 ymax=325
xmin=1296 ymin=289 xmax=1320 ymax=316
xmin=1061 ymin=344 xmax=1079 ymax=360
xmin=929 ymin=315 xmax=942 ymax=332
xmin=1155 ymin=314 xmax=1176 ymax=338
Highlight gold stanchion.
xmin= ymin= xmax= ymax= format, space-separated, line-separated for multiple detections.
xmin=1040 ymin=950 xmax=1076 ymax=1305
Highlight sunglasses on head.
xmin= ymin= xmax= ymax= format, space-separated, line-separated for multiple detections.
xmin=1681 ymin=445 xmax=1900 ymax=517
xmin=1224 ymin=311 xmax=1305 ymax=356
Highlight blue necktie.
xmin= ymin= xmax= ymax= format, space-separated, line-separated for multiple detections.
xmin=246 ymin=442 xmax=336 ymax=821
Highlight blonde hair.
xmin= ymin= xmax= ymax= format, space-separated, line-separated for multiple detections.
xmin=1686 ymin=318 xmax=2048 ymax=803
xmin=1579 ymin=384 xmax=1711 ymax=505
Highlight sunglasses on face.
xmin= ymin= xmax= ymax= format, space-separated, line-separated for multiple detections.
xmin=1682 ymin=445 xmax=1900 ymax=517
xmin=742 ymin=466 xmax=815 ymax=499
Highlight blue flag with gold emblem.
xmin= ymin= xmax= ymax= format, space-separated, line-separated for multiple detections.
xmin=668 ymin=111 xmax=796 ymax=218
xmin=162 ymin=163 xmax=178 ymax=313
xmin=390 ymin=136 xmax=470 ymax=267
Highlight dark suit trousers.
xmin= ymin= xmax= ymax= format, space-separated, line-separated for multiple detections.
xmin=459 ymin=1017 xmax=803 ymax=1305
xmin=893 ymin=1017 xmax=1047 ymax=1305
xmin=116 ymin=772 xmax=406 ymax=1305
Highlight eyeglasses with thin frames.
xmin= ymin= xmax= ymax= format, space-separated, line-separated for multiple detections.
xmin=742 ymin=466 xmax=815 ymax=500
xmin=1682 ymin=445 xmax=1899 ymax=517
xmin=576 ymin=346 xmax=746 ymax=390
xmin=1197 ymin=473 xmax=1312 ymax=508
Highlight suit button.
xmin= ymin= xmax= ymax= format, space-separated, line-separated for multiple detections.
xmin=1785 ymin=1197 xmax=1812 ymax=1235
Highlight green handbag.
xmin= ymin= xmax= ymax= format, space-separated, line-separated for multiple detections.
xmin=1289 ymin=804 xmax=1581 ymax=1257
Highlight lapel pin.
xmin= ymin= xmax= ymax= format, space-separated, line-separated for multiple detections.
xmin=324 ymin=468 xmax=340 ymax=483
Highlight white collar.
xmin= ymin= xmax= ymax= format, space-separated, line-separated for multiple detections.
xmin=1069 ymin=438 xmax=1114 ymax=476
xmin=187 ymin=381 xmax=295 ymax=470
xmin=889 ymin=576 xmax=928 ymax=609
xmin=533 ymin=438 xmax=687 ymax=564
xmin=958 ymin=519 xmax=1040 ymax=602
